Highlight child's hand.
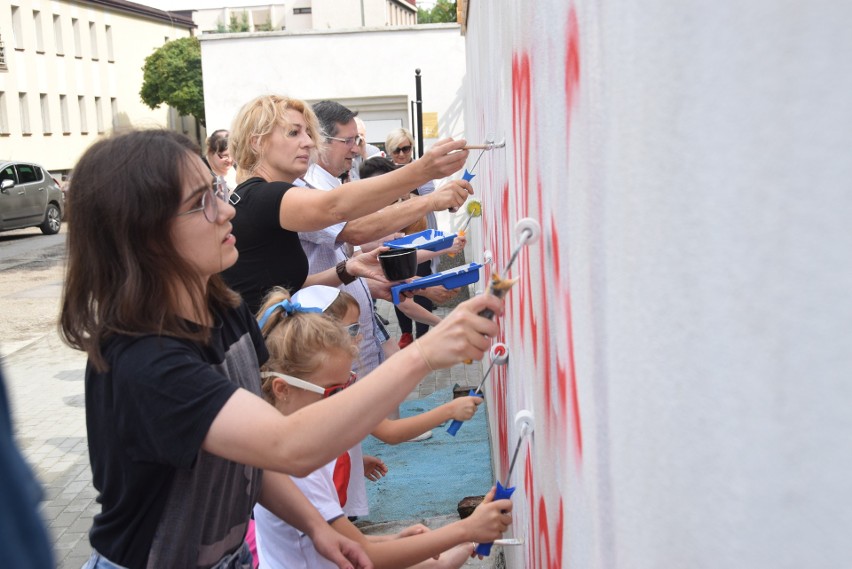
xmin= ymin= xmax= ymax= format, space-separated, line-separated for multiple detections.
xmin=447 ymin=233 xmax=467 ymax=255
xmin=464 ymin=485 xmax=513 ymax=544
xmin=447 ymin=395 xmax=483 ymax=422
xmin=363 ymin=455 xmax=388 ymax=482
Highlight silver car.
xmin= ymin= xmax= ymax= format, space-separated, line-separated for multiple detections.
xmin=0 ymin=161 xmax=65 ymax=235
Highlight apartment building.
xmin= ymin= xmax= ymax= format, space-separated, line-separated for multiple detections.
xmin=0 ymin=0 xmax=197 ymax=175
xmin=187 ymin=0 xmax=416 ymax=35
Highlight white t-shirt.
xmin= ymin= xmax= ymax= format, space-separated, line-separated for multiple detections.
xmin=254 ymin=460 xmax=345 ymax=569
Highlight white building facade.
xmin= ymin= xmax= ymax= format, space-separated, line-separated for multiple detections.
xmin=189 ymin=0 xmax=416 ymax=35
xmin=0 ymin=0 xmax=197 ymax=174
xmin=200 ymin=23 xmax=465 ymax=153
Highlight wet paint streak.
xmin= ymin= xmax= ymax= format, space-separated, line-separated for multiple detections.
xmin=512 ymin=51 xmax=532 ymax=221
xmin=551 ymin=213 xmax=583 ymax=460
xmin=565 ymin=7 xmax=581 ymax=124
xmin=524 ymin=451 xmax=536 ymax=562
xmin=535 ymin=496 xmax=565 ymax=569
xmin=495 ymin=372 xmax=510 ymax=476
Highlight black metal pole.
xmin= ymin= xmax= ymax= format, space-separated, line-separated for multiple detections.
xmin=415 ymin=68 xmax=424 ymax=159
xmin=410 ymin=100 xmax=416 ymax=154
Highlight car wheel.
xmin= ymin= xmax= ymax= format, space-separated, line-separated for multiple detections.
xmin=40 ymin=203 xmax=61 ymax=235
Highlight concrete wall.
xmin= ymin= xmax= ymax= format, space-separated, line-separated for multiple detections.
xmin=0 ymin=0 xmax=197 ymax=173
xmin=461 ymin=1 xmax=852 ymax=567
xmin=200 ymin=24 xmax=465 ymax=148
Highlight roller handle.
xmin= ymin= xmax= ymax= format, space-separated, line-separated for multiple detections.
xmin=474 ymin=481 xmax=516 ymax=557
xmin=446 ymin=389 xmax=479 ymax=436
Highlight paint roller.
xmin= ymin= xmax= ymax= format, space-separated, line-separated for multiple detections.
xmin=448 ymin=199 xmax=482 ymax=258
xmin=446 ymin=342 xmax=508 ymax=436
xmin=475 ymin=409 xmax=535 ymax=557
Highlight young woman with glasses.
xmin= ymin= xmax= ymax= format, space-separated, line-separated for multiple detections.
xmin=59 ymin=129 xmax=505 ymax=569
xmin=222 ymin=95 xmax=470 ymax=314
xmin=253 ymin=287 xmax=511 ymax=569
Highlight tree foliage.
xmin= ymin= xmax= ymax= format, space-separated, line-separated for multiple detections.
xmin=417 ymin=0 xmax=458 ymax=24
xmin=139 ymin=37 xmax=205 ymax=126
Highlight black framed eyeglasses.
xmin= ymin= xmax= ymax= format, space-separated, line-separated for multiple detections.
xmin=327 ymin=135 xmax=363 ymax=147
xmin=392 ymin=145 xmax=413 ymax=155
xmin=176 ymin=176 xmax=232 ymax=223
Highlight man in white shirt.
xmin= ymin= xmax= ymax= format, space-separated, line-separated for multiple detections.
xmin=298 ymin=100 xmax=472 ymax=517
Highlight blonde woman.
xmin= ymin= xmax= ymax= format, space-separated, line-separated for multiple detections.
xmin=222 ymin=95 xmax=469 ymax=313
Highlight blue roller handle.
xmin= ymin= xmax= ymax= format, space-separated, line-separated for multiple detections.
xmin=462 ymin=169 xmax=476 ymax=182
xmin=474 ymin=481 xmax=516 ymax=557
xmin=446 ymin=389 xmax=479 ymax=436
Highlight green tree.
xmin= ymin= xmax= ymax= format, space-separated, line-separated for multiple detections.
xmin=418 ymin=0 xmax=457 ymax=24
xmin=139 ymin=37 xmax=205 ymax=126
xmin=229 ymin=11 xmax=250 ymax=32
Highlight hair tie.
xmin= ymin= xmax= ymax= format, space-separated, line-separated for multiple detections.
xmin=257 ymin=299 xmax=322 ymax=329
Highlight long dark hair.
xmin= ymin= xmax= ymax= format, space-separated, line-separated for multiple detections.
xmin=60 ymin=129 xmax=240 ymax=371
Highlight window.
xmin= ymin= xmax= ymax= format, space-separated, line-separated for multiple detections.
xmin=95 ymin=96 xmax=104 ymax=133
xmin=16 ymin=164 xmax=41 ymax=184
xmin=40 ymin=93 xmax=51 ymax=134
xmin=72 ymin=18 xmax=81 ymax=58
xmin=105 ymin=25 xmax=114 ymax=61
xmin=110 ymin=97 xmax=118 ymax=128
xmin=53 ymin=15 xmax=63 ymax=55
xmin=0 ymin=34 xmax=7 ymax=69
xmin=293 ymin=7 xmax=312 ymax=14
xmin=60 ymin=95 xmax=70 ymax=133
xmin=0 ymin=92 xmax=9 ymax=134
xmin=19 ymin=92 xmax=30 ymax=134
xmin=33 ymin=10 xmax=45 ymax=52
xmin=89 ymin=22 xmax=98 ymax=60
xmin=12 ymin=6 xmax=24 ymax=50
xmin=78 ymin=96 xmax=87 ymax=133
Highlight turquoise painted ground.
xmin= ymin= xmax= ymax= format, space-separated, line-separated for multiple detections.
xmin=360 ymin=386 xmax=494 ymax=522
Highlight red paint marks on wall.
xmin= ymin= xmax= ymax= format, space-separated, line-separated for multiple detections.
xmin=551 ymin=213 xmax=583 ymax=460
xmin=535 ymin=497 xmax=565 ymax=569
xmin=494 ymin=372 xmax=510 ymax=476
xmin=565 ymin=6 xmax=581 ymax=126
xmin=524 ymin=452 xmax=566 ymax=569
xmin=512 ymin=51 xmax=532 ymax=218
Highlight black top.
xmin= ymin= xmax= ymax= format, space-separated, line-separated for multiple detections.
xmin=221 ymin=177 xmax=309 ymax=314
xmin=85 ymin=303 xmax=268 ymax=568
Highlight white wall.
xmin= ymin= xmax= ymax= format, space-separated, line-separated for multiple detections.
xmin=462 ymin=1 xmax=852 ymax=568
xmin=200 ymin=24 xmax=465 ymax=148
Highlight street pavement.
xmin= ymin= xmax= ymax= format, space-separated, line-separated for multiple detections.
xmin=1 ymin=232 xmax=503 ymax=569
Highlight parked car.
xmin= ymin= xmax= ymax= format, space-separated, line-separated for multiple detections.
xmin=0 ymin=161 xmax=65 ymax=235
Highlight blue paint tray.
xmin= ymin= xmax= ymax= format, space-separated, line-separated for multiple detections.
xmin=384 ymin=229 xmax=457 ymax=253
xmin=390 ymin=262 xmax=483 ymax=304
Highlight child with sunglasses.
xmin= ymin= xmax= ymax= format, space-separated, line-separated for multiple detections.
xmin=254 ymin=287 xmax=512 ymax=569
xmin=60 ymin=129 xmax=505 ymax=569
xmin=285 ymin=286 xmax=485 ymax=493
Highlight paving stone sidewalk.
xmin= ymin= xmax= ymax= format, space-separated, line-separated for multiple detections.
xmin=4 ymin=297 xmax=500 ymax=568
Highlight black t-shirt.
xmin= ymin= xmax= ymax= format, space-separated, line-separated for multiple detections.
xmin=85 ymin=302 xmax=269 ymax=569
xmin=221 ymin=177 xmax=309 ymax=314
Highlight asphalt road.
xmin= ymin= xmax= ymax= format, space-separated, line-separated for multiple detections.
xmin=0 ymin=226 xmax=67 ymax=359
